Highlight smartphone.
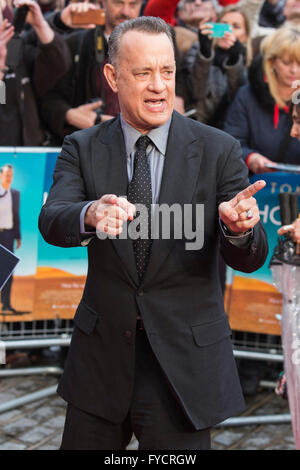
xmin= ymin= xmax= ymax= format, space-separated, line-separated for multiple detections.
xmin=265 ymin=163 xmax=300 ymax=173
xmin=13 ymin=5 xmax=29 ymax=35
xmin=206 ymin=23 xmax=233 ymax=38
xmin=71 ymin=9 xmax=106 ymax=26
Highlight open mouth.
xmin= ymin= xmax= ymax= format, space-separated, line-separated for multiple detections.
xmin=144 ymin=99 xmax=166 ymax=111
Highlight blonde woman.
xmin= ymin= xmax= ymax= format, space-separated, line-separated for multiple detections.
xmin=224 ymin=25 xmax=300 ymax=174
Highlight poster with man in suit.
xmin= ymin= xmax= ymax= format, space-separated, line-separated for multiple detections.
xmin=0 ymin=164 xmax=21 ymax=313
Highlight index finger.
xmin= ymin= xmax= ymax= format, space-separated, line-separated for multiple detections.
xmin=86 ymin=100 xmax=102 ymax=110
xmin=232 ymin=180 xmax=266 ymax=206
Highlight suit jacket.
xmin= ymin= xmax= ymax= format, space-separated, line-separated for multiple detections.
xmin=38 ymin=111 xmax=268 ymax=430
xmin=11 ymin=189 xmax=21 ymax=241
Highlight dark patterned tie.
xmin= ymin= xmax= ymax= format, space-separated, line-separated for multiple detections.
xmin=127 ymin=135 xmax=152 ymax=281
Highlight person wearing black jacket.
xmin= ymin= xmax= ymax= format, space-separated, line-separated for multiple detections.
xmin=39 ymin=1 xmax=144 ymax=145
xmin=40 ymin=0 xmax=187 ymax=145
xmin=0 ymin=0 xmax=71 ymax=146
xmin=39 ymin=17 xmax=268 ymax=450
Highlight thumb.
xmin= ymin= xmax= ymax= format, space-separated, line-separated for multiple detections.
xmin=100 ymin=194 xmax=118 ymax=205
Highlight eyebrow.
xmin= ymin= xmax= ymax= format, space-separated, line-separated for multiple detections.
xmin=133 ymin=64 xmax=175 ymax=72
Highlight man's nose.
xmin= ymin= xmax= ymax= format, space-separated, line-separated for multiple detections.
xmin=148 ymin=74 xmax=166 ymax=92
xmin=121 ymin=4 xmax=131 ymax=17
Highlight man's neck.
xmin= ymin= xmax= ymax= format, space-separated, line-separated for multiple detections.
xmin=104 ymin=24 xmax=112 ymax=38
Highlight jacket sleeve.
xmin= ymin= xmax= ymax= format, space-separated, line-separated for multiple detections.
xmin=223 ymin=86 xmax=257 ymax=161
xmin=187 ymin=44 xmax=213 ymax=102
xmin=38 ymin=134 xmax=93 ymax=248
xmin=223 ymin=54 xmax=247 ymax=103
xmin=38 ymin=31 xmax=88 ymax=141
xmin=13 ymin=191 xmax=21 ymax=241
xmin=33 ymin=32 xmax=72 ymax=98
xmin=38 ymin=68 xmax=74 ymax=140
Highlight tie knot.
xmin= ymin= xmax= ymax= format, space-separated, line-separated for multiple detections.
xmin=136 ymin=135 xmax=151 ymax=152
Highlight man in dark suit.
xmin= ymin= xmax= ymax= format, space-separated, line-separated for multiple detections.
xmin=0 ymin=164 xmax=21 ymax=313
xmin=39 ymin=16 xmax=268 ymax=450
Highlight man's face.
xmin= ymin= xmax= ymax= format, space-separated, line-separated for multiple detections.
xmin=179 ymin=0 xmax=216 ymax=26
xmin=104 ymin=31 xmax=176 ymax=134
xmin=291 ymin=107 xmax=300 ymax=140
xmin=284 ymin=0 xmax=300 ymax=19
xmin=103 ymin=0 xmax=142 ymax=35
xmin=0 ymin=167 xmax=13 ymax=188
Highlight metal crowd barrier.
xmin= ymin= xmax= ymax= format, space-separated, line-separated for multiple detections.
xmin=0 ymin=320 xmax=290 ymax=427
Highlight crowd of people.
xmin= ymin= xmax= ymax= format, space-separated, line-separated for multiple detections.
xmin=0 ymin=0 xmax=299 ymax=150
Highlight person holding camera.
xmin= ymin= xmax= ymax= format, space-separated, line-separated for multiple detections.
xmin=183 ymin=5 xmax=250 ymax=128
xmin=39 ymin=0 xmax=144 ymax=145
xmin=0 ymin=0 xmax=71 ymax=146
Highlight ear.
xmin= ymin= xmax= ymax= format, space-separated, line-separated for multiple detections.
xmin=103 ymin=63 xmax=118 ymax=93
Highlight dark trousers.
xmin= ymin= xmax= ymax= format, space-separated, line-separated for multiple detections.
xmin=0 ymin=230 xmax=14 ymax=308
xmin=60 ymin=329 xmax=211 ymax=450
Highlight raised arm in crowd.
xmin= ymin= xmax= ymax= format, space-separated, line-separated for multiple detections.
xmin=0 ymin=0 xmax=71 ymax=146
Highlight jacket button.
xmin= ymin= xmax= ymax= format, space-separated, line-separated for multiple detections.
xmin=137 ymin=290 xmax=144 ymax=296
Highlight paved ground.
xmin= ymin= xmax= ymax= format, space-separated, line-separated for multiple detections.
xmin=0 ymin=364 xmax=296 ymax=450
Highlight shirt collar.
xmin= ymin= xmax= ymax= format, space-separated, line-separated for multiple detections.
xmin=0 ymin=185 xmax=9 ymax=196
xmin=120 ymin=114 xmax=172 ymax=157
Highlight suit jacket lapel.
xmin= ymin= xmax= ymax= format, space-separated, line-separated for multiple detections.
xmin=91 ymin=117 xmax=139 ymax=287
xmin=143 ymin=112 xmax=204 ymax=285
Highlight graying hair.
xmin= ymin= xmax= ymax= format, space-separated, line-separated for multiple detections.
xmin=108 ymin=16 xmax=175 ymax=68
xmin=0 ymin=164 xmax=13 ymax=173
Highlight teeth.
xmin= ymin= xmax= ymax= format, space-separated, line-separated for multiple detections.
xmin=147 ymin=101 xmax=163 ymax=107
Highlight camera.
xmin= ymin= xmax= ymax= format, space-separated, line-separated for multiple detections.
xmin=13 ymin=5 xmax=29 ymax=35
xmin=71 ymin=9 xmax=105 ymax=26
xmin=5 ymin=6 xmax=29 ymax=71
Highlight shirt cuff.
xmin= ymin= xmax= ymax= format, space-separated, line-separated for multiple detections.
xmin=80 ymin=201 xmax=96 ymax=235
xmin=245 ymin=152 xmax=256 ymax=169
xmin=219 ymin=218 xmax=253 ymax=248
